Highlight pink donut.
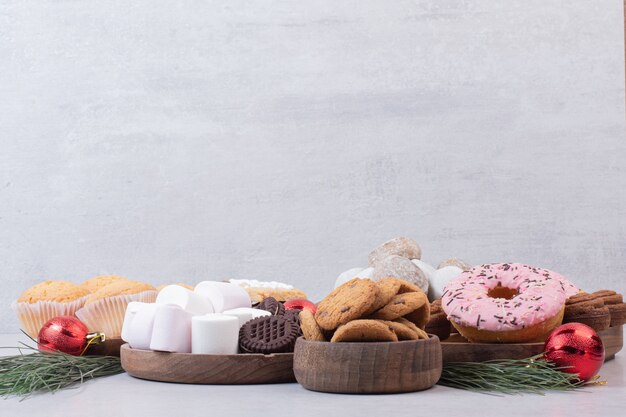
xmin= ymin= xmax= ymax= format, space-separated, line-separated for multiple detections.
xmin=442 ymin=263 xmax=578 ymax=342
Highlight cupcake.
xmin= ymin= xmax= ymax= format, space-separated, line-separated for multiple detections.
xmin=13 ymin=280 xmax=91 ymax=338
xmin=75 ymin=280 xmax=157 ymax=338
xmin=81 ymin=275 xmax=131 ymax=293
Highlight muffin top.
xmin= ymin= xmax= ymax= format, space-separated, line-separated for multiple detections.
xmin=84 ymin=280 xmax=156 ymax=305
xmin=156 ymin=283 xmax=194 ymax=291
xmin=81 ymin=275 xmax=130 ymax=293
xmin=18 ymin=280 xmax=90 ymax=303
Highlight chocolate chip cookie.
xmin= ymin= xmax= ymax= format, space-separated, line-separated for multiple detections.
xmin=330 ymin=319 xmax=398 ymax=343
xmin=315 ymin=278 xmax=379 ymax=331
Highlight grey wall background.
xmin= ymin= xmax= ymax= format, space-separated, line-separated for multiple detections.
xmin=1 ymin=1 xmax=624 ymax=333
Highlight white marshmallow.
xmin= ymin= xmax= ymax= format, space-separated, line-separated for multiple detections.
xmin=429 ymin=266 xmax=464 ymax=301
xmin=156 ymin=285 xmax=214 ymax=315
xmin=334 ymin=267 xmax=364 ymax=288
xmin=194 ymin=281 xmax=251 ymax=313
xmin=223 ymin=307 xmax=270 ymax=326
xmin=359 ymin=267 xmax=375 ymax=279
xmin=121 ymin=301 xmax=146 ymax=343
xmin=334 ymin=267 xmax=375 ymax=288
xmin=411 ymin=259 xmax=436 ymax=283
xmin=149 ymin=304 xmax=192 ymax=353
xmin=124 ymin=302 xmax=159 ymax=350
xmin=222 ymin=309 xmax=253 ymax=328
xmin=191 ymin=314 xmax=239 ymax=354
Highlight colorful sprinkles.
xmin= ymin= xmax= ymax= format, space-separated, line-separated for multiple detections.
xmin=441 ymin=263 xmax=578 ymax=332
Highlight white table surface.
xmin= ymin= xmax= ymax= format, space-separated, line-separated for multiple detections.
xmin=1 ymin=333 xmax=624 ymax=417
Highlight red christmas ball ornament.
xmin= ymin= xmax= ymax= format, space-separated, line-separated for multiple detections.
xmin=543 ymin=322 xmax=605 ymax=382
xmin=283 ymin=299 xmax=317 ymax=314
xmin=37 ymin=316 xmax=92 ymax=356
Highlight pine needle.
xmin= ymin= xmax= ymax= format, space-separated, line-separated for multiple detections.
xmin=0 ymin=338 xmax=123 ymax=399
xmin=438 ymin=354 xmax=587 ymax=394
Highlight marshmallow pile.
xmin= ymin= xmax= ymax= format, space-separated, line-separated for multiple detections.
xmin=334 ymin=237 xmax=472 ymax=302
xmin=121 ymin=282 xmax=268 ymax=354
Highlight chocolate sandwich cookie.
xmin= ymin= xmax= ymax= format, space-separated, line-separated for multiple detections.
xmin=283 ymin=310 xmax=304 ymax=337
xmin=255 ymin=297 xmax=285 ymax=316
xmin=239 ymin=315 xmax=299 ymax=354
xmin=283 ymin=309 xmax=300 ymax=323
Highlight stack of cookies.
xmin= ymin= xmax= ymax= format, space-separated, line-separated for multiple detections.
xmin=299 ymin=277 xmax=430 ymax=343
xmin=563 ymin=290 xmax=626 ymax=332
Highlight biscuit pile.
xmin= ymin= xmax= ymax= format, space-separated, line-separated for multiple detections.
xmin=563 ymin=290 xmax=626 ymax=332
xmin=299 ymin=277 xmax=430 ymax=343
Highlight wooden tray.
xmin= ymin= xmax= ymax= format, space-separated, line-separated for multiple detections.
xmin=441 ymin=325 xmax=623 ymax=363
xmin=120 ymin=344 xmax=295 ymax=384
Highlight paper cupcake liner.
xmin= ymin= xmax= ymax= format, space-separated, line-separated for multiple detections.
xmin=75 ymin=290 xmax=157 ymax=338
xmin=11 ymin=296 xmax=90 ymax=338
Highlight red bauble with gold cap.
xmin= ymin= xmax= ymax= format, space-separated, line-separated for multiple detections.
xmin=37 ymin=316 xmax=91 ymax=356
xmin=543 ymin=322 xmax=605 ymax=382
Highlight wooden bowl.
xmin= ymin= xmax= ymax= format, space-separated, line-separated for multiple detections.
xmin=293 ymin=336 xmax=442 ymax=394
xmin=120 ymin=344 xmax=295 ymax=384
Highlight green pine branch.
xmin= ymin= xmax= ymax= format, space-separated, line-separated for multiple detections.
xmin=438 ymin=354 xmax=588 ymax=394
xmin=0 ymin=334 xmax=123 ymax=399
